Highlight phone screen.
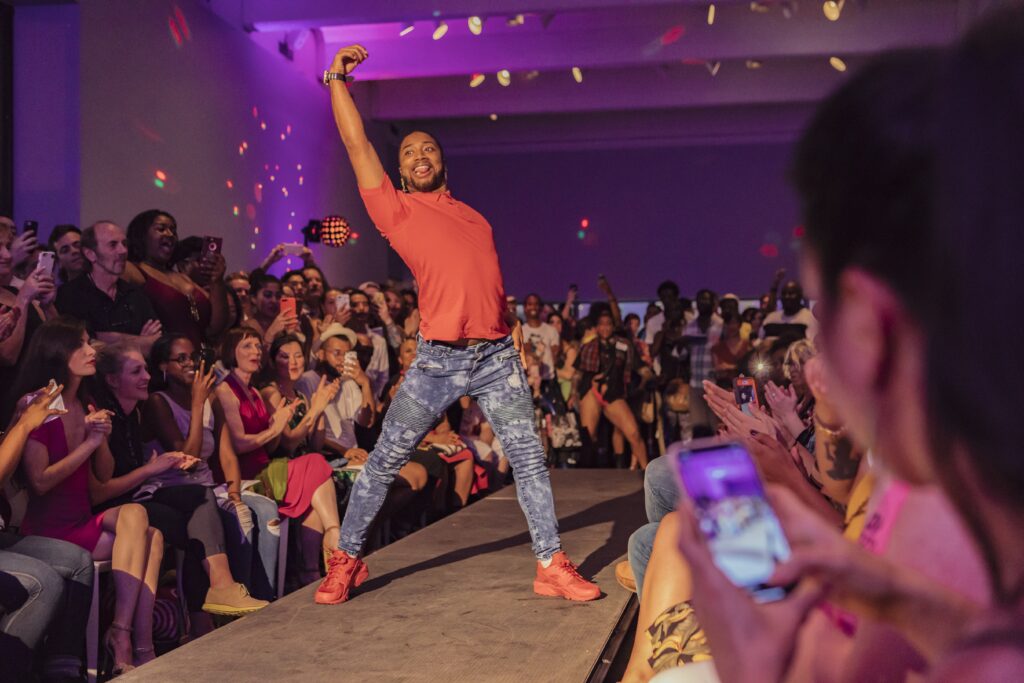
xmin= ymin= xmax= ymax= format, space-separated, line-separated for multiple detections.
xmin=733 ymin=377 xmax=759 ymax=416
xmin=676 ymin=441 xmax=791 ymax=602
xmin=280 ymin=297 xmax=297 ymax=317
xmin=36 ymin=251 xmax=55 ymax=274
xmin=334 ymin=293 xmax=350 ymax=311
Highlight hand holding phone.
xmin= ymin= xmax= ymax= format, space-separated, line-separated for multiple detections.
xmin=334 ymin=293 xmax=350 ymax=311
xmin=35 ymin=251 xmax=56 ymax=275
xmin=281 ymin=242 xmax=305 ymax=256
xmin=674 ymin=439 xmax=792 ymax=602
xmin=279 ymin=296 xmax=297 ymax=318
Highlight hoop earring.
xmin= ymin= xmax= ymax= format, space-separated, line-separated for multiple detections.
xmin=400 ymin=176 xmax=409 ymax=193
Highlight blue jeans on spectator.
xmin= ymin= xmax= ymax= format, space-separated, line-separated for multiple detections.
xmin=218 ymin=490 xmax=281 ymax=600
xmin=340 ymin=335 xmax=561 ymax=560
xmin=627 ymin=453 xmax=679 ymax=599
xmin=0 ymin=531 xmax=93 ymax=679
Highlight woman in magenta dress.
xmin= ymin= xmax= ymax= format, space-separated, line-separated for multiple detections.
xmin=213 ymin=327 xmax=342 ymax=580
xmin=14 ymin=319 xmax=169 ymax=674
xmin=123 ymin=209 xmax=230 ymax=353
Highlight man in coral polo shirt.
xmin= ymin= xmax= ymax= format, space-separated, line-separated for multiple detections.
xmin=315 ymin=45 xmax=600 ymax=605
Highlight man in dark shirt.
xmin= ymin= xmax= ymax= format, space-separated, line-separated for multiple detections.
xmin=55 ymin=221 xmax=162 ymax=352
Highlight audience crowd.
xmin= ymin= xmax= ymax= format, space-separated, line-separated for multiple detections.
xmin=2 ymin=5 xmax=1023 ymax=682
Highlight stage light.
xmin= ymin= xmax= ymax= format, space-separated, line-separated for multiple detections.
xmin=572 ymin=66 xmax=583 ymax=83
xmin=497 ymin=69 xmax=511 ymax=86
xmin=226 ymin=179 xmax=233 ymax=189
xmin=829 ymin=56 xmax=847 ymax=72
xmin=746 ymin=59 xmax=762 ymax=70
xmin=708 ymin=4 xmax=716 ymax=25
xmin=489 ymin=113 xmax=498 ymax=121
xmin=468 ymin=16 xmax=483 ymax=35
xmin=469 ymin=73 xmax=486 ymax=87
xmin=400 ymin=23 xmax=415 ymax=36
xmin=823 ymin=0 xmax=844 ymax=21
xmin=432 ymin=21 xmax=448 ymax=40
xmin=154 ymin=178 xmax=165 ymax=189
xmin=577 ymin=230 xmax=585 ymax=240
xmin=507 ymin=14 xmax=525 ymax=26
xmin=232 ymin=206 xmax=239 ymax=216
xmin=312 ymin=215 xmax=353 ymax=247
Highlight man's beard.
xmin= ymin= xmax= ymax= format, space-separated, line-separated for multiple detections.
xmin=403 ymin=165 xmax=446 ymax=193
xmin=349 ymin=313 xmax=370 ymax=332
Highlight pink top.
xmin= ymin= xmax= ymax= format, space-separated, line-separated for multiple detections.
xmin=224 ymin=374 xmax=271 ymax=480
xmin=20 ymin=418 xmax=105 ymax=552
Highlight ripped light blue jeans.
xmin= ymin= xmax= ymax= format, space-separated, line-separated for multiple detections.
xmin=339 ymin=335 xmax=561 ymax=560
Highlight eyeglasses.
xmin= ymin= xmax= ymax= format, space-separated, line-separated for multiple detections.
xmin=170 ymin=353 xmax=200 ymax=366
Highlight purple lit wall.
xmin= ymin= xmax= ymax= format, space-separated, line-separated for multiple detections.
xmin=446 ymin=142 xmax=802 ymax=302
xmin=12 ymin=4 xmax=80 ymax=229
xmin=78 ymin=0 xmax=389 ymax=283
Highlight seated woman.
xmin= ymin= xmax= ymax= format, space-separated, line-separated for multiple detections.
xmin=13 ymin=318 xmax=163 ymax=674
xmin=245 ymin=273 xmax=299 ymax=349
xmin=576 ymin=310 xmax=649 ymax=470
xmin=0 ymin=383 xmax=93 ymax=682
xmin=145 ymin=334 xmax=281 ymax=601
xmin=122 ymin=209 xmax=229 ymax=352
xmin=92 ymin=341 xmax=267 ymax=637
xmin=214 ymin=327 xmax=342 ymax=589
xmin=260 ymin=333 xmax=346 ymax=582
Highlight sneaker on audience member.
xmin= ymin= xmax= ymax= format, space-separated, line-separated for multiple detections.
xmin=615 ymin=560 xmax=637 ymax=593
xmin=203 ymin=583 xmax=269 ymax=616
xmin=315 ymin=550 xmax=369 ymax=605
xmin=534 ymin=551 xmax=601 ymax=602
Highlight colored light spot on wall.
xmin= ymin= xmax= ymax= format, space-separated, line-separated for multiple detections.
xmin=269 ymin=175 xmax=275 ymax=182
xmin=296 ymin=164 xmax=302 ymax=171
xmin=580 ymin=218 xmax=589 ymax=229
xmin=168 ymin=17 xmax=183 ymax=47
xmin=577 ymin=230 xmax=586 ymax=240
xmin=286 ymin=125 xmax=292 ymax=135
xmin=793 ymin=225 xmax=805 ymax=238
xmin=661 ymin=25 xmax=685 ymax=45
xmin=287 ymin=223 xmax=293 ymax=231
xmin=172 ymin=5 xmax=191 ymax=40
xmin=260 ymin=121 xmax=267 ymax=131
xmin=226 ymin=179 xmax=233 ymax=189
xmin=246 ymin=204 xmax=256 ymax=220
xmin=298 ymin=176 xmax=304 ymax=186
xmin=232 ymin=205 xmax=239 ymax=216
xmin=154 ymin=178 xmax=165 ymax=189
xmin=759 ymin=244 xmax=779 ymax=258
xmin=281 ymin=187 xmax=289 ymax=197
xmin=250 ymin=243 xmax=256 ymax=250
xmin=252 ymin=106 xmax=258 ymax=118
xmin=254 ymin=226 xmax=260 ymax=235
xmin=254 ymin=183 xmax=263 ymax=203
xmin=264 ymin=164 xmax=269 ymax=171
xmin=274 ymin=164 xmax=280 ymax=171
xmin=155 ymin=170 xmax=167 ymax=181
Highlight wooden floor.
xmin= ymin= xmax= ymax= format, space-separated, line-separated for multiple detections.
xmin=123 ymin=470 xmax=645 ymax=683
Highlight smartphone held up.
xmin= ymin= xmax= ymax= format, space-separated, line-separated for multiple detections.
xmin=674 ymin=439 xmax=792 ymax=602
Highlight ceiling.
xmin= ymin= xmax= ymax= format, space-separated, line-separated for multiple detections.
xmin=208 ymin=0 xmax=985 ymax=152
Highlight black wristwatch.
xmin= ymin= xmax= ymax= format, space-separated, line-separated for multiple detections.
xmin=323 ymin=70 xmax=352 ymax=86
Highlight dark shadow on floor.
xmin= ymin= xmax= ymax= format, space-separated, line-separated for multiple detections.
xmin=358 ymin=487 xmax=645 ymax=596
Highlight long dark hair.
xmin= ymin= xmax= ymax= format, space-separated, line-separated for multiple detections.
xmin=926 ymin=5 xmax=1024 ymax=604
xmin=126 ymin=209 xmax=176 ymax=263
xmin=149 ymin=334 xmax=192 ymax=392
xmin=9 ymin=318 xmax=92 ymax=416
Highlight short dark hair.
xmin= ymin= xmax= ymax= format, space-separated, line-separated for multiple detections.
xmin=656 ymin=280 xmax=680 ymax=298
xmin=48 ymin=224 xmax=80 ymax=249
xmin=282 ymin=270 xmax=305 ymax=283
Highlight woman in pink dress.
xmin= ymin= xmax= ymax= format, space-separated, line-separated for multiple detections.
xmin=213 ymin=327 xmax=342 ymax=582
xmin=14 ymin=319 xmax=169 ymax=674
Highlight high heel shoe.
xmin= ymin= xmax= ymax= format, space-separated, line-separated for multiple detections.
xmin=322 ymin=525 xmax=341 ymax=570
xmin=103 ymin=622 xmax=135 ymax=676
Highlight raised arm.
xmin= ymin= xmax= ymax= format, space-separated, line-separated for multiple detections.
xmin=328 ymin=45 xmax=386 ymax=190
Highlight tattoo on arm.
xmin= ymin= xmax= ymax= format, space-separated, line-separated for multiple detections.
xmin=824 ymin=435 xmax=861 ymax=481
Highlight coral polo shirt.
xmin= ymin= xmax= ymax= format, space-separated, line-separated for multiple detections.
xmin=359 ymin=177 xmax=510 ymax=341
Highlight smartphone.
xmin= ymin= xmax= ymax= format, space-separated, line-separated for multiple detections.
xmin=334 ymin=293 xmax=350 ymax=311
xmin=203 ymin=236 xmax=223 ymax=258
xmin=675 ymin=439 xmax=792 ymax=602
xmin=280 ymin=296 xmax=297 ymax=318
xmin=44 ymin=379 xmax=64 ymax=423
xmin=36 ymin=251 xmax=56 ymax=274
xmin=23 ymin=220 xmax=38 ymax=234
xmin=281 ymin=242 xmax=305 ymax=256
xmin=343 ymin=350 xmax=358 ymax=372
xmin=733 ymin=376 xmax=759 ymax=415
xmin=371 ymin=291 xmax=386 ymax=307
xmin=211 ymin=362 xmax=230 ymax=386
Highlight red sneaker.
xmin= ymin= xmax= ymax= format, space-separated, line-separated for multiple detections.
xmin=533 ymin=551 xmax=601 ymax=602
xmin=314 ymin=551 xmax=369 ymax=605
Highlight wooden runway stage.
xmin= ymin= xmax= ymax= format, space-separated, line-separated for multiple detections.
xmin=123 ymin=470 xmax=645 ymax=683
